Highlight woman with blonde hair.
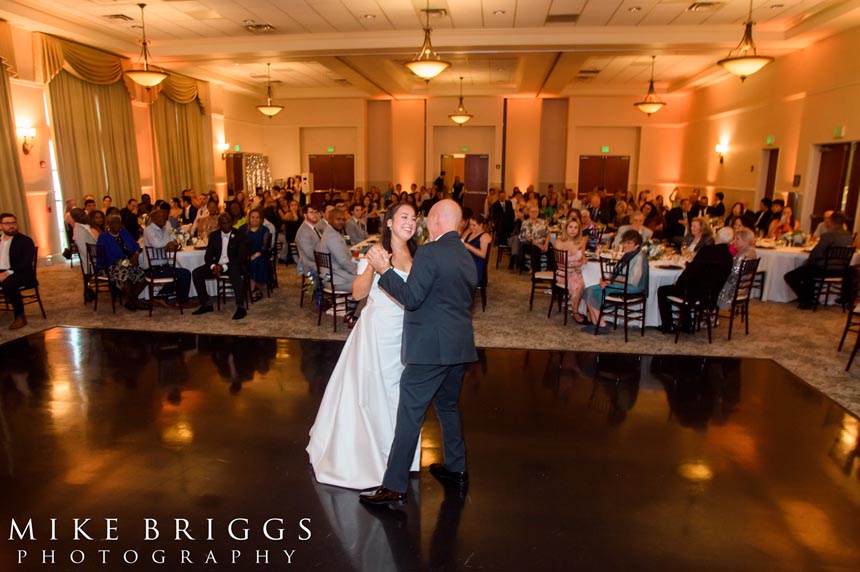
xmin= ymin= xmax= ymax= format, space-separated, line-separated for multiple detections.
xmin=681 ymin=216 xmax=714 ymax=253
xmin=553 ymin=218 xmax=588 ymax=323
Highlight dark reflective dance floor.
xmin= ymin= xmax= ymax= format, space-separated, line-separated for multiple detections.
xmin=1 ymin=327 xmax=859 ymax=572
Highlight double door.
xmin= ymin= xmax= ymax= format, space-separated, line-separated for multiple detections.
xmin=309 ymin=154 xmax=355 ymax=191
xmin=577 ymin=155 xmax=630 ymax=198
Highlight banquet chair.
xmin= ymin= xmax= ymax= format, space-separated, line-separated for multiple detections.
xmin=0 ymin=246 xmax=47 ymax=320
xmin=667 ymin=287 xmax=720 ymax=344
xmin=838 ymin=266 xmax=860 ymax=370
xmin=586 ymin=228 xmax=604 ymax=252
xmin=594 ymin=256 xmax=646 ymax=342
xmin=143 ymin=246 xmax=183 ymax=317
xmin=493 ymin=230 xmax=511 ymax=270
xmin=812 ymin=245 xmax=855 ymax=311
xmin=528 ymin=245 xmax=555 ymax=311
xmin=723 ymin=257 xmax=760 ymax=340
xmin=265 ymin=232 xmax=278 ymax=296
xmin=290 ymin=242 xmax=314 ymax=307
xmin=216 ymin=253 xmax=251 ymax=311
xmin=85 ymin=243 xmax=117 ymax=313
xmin=751 ymin=269 xmax=766 ymax=301
xmin=547 ymin=248 xmax=569 ymax=325
xmin=314 ymin=251 xmax=352 ymax=332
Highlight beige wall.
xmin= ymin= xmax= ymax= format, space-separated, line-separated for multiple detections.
xmin=505 ymin=98 xmax=542 ymax=193
xmin=366 ymin=100 xmax=392 ymax=191
xmin=391 ymin=99 xmax=424 ymax=190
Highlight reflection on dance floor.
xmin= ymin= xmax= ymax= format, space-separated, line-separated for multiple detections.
xmin=0 ymin=328 xmax=858 ymax=572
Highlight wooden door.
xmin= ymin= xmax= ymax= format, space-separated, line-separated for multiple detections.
xmin=578 ymin=156 xmax=604 ymax=199
xmin=814 ymin=144 xmax=851 ymax=215
xmin=308 ymin=155 xmax=331 ymax=192
xmin=331 ymin=154 xmax=355 ymax=191
xmin=845 ymin=143 xmax=860 ymax=230
xmin=603 ymin=156 xmax=630 ymax=194
xmin=465 ymin=154 xmax=489 ymax=193
xmin=764 ymin=149 xmax=779 ymax=199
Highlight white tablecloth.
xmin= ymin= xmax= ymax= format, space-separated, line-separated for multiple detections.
xmin=176 ymin=249 xmax=211 ymax=297
xmin=754 ymin=247 xmax=860 ymax=303
xmin=581 ymin=260 xmax=683 ymax=327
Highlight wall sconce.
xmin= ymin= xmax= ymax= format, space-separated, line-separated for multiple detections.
xmin=17 ymin=126 xmax=36 ymax=155
xmin=715 ymin=142 xmax=728 ymax=164
xmin=219 ymin=142 xmax=230 ymax=160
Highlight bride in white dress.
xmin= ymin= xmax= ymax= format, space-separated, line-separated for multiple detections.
xmin=307 ymin=203 xmax=420 ymax=489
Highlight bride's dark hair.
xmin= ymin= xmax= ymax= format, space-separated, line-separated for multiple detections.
xmin=382 ymin=202 xmax=418 ymax=258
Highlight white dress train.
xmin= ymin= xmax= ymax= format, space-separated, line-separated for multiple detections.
xmin=307 ymin=260 xmax=420 ymax=490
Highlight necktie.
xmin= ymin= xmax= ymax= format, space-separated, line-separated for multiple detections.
xmin=360 ymin=221 xmax=366 ymax=233
xmin=315 ymin=228 xmax=322 ymax=239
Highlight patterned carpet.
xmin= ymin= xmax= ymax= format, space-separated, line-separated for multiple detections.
xmin=3 ymin=253 xmax=859 ymax=416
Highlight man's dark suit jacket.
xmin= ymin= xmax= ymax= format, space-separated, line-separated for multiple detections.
xmin=182 ymin=205 xmax=199 ymax=225
xmin=754 ymin=209 xmax=774 ymax=234
xmin=675 ymin=243 xmax=733 ymax=302
xmin=665 ymin=207 xmax=690 ymax=240
xmin=490 ymin=200 xmax=515 ymax=241
xmin=203 ymin=228 xmax=248 ymax=271
xmin=120 ymin=208 xmax=141 ymax=240
xmin=5 ymin=234 xmax=36 ymax=285
xmin=378 ymin=231 xmax=478 ymax=366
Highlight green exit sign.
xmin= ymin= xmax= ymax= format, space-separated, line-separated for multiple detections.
xmin=601 ymin=146 xmax=610 ymax=154
xmin=234 ymin=144 xmax=240 ymax=152
xmin=461 ymin=145 xmax=469 ymax=152
xmin=834 ymin=126 xmax=846 ymax=138
xmin=766 ymin=135 xmax=774 ymax=145
xmin=327 ymin=146 xmax=335 ymax=153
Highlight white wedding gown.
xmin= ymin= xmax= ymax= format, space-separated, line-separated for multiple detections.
xmin=307 ymin=260 xmax=421 ymax=490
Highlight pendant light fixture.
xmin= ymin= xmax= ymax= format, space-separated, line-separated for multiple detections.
xmin=124 ymin=3 xmax=169 ymax=88
xmin=256 ymin=63 xmax=284 ymax=118
xmin=717 ymin=0 xmax=774 ymax=81
xmin=404 ymin=0 xmax=450 ymax=81
xmin=633 ymin=56 xmax=666 ymax=117
xmin=448 ymin=76 xmax=473 ymax=125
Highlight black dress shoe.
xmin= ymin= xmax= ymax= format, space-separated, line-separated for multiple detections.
xmin=429 ymin=463 xmax=469 ymax=485
xmin=232 ymin=307 xmax=247 ymax=320
xmin=656 ymin=324 xmax=675 ymax=334
xmin=192 ymin=305 xmax=214 ymax=315
xmin=359 ymin=487 xmax=406 ymax=506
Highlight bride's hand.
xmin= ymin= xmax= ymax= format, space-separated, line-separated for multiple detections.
xmin=366 ymin=244 xmax=391 ymax=273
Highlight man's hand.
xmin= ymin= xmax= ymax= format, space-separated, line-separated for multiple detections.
xmin=166 ymin=242 xmax=179 ymax=252
xmin=366 ymin=244 xmax=391 ymax=274
xmin=131 ymin=251 xmax=140 ymax=266
xmin=0 ymin=271 xmax=8 ymax=283
xmin=212 ymin=264 xmax=223 ymax=276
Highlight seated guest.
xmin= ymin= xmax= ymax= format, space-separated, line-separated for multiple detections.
xmin=767 ymin=205 xmax=799 ymax=238
xmin=192 ymin=213 xmax=248 ymax=320
xmin=657 ymin=227 xmax=734 ymax=334
xmin=295 ymin=205 xmax=321 ymax=275
xmin=613 ymin=211 xmax=653 ymax=248
xmin=553 ymin=218 xmax=588 ymax=324
xmin=665 ymin=198 xmax=692 ymax=245
xmin=607 ymin=200 xmax=629 ymax=232
xmin=461 ymin=214 xmax=492 ymax=285
xmin=642 ymin=201 xmax=665 ymax=236
xmin=582 ymin=230 xmax=649 ymax=335
xmin=681 ymin=217 xmax=715 ymax=253
xmin=228 ymin=200 xmax=247 ymax=230
xmin=784 ymin=210 xmax=853 ymax=309
xmin=139 ymin=193 xmax=154 ymax=214
xmin=753 ymin=198 xmax=774 ymax=235
xmin=169 ymin=198 xmax=183 ymax=224
xmin=245 ymin=209 xmax=270 ymax=302
xmin=73 ymin=209 xmax=104 ymax=286
xmin=120 ymin=198 xmax=142 ymax=240
xmin=102 ymin=195 xmax=112 ymax=211
xmin=512 ymin=205 xmax=550 ymax=270
xmin=195 ymin=198 xmax=220 ymax=242
xmin=708 ymin=192 xmax=726 ymax=218
xmin=724 ymin=201 xmax=755 ymax=229
xmin=813 ymin=210 xmax=836 ymax=239
xmin=586 ymin=192 xmax=610 ymax=226
xmin=690 ymin=194 xmax=709 ymax=218
xmin=96 ymin=213 xmax=147 ymax=312
xmin=0 ymin=213 xmax=37 ymax=330
xmin=345 ymin=203 xmax=369 ymax=245
xmin=718 ymin=228 xmax=758 ymax=309
xmin=143 ymin=206 xmax=193 ymax=308
xmin=316 ymin=207 xmax=357 ymax=323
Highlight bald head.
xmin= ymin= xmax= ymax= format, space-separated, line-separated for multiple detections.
xmin=427 ymin=199 xmax=462 ymax=240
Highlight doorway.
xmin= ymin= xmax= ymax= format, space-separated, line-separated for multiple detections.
xmin=308 ymin=154 xmax=355 ymax=192
xmin=441 ymin=154 xmax=488 ymax=214
xmin=577 ymin=155 xmax=630 ymax=199
xmin=762 ymin=148 xmax=779 ymax=200
xmin=813 ymin=142 xmax=859 ymax=229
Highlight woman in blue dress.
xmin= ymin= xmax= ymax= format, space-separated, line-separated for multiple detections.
xmin=246 ymin=209 xmax=270 ymax=302
xmin=461 ymin=214 xmax=492 ymax=284
xmin=582 ymin=229 xmax=649 ymax=335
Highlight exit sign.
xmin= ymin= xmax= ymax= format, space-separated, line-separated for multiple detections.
xmin=234 ymin=144 xmax=240 ymax=152
xmin=327 ymin=146 xmax=335 ymax=153
xmin=766 ymin=135 xmax=774 ymax=145
xmin=601 ymin=146 xmax=610 ymax=154
xmin=461 ymin=145 xmax=469 ymax=152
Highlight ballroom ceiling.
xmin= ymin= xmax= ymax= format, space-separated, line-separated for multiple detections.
xmin=2 ymin=0 xmax=859 ymax=99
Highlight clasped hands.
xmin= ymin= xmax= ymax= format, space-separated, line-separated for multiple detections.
xmin=365 ymin=244 xmax=392 ymax=274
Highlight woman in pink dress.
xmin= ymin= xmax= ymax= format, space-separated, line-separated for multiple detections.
xmin=552 ymin=219 xmax=588 ymax=323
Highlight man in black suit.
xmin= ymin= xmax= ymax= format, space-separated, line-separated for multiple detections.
xmin=191 ymin=213 xmax=249 ymax=320
xmin=361 ymin=200 xmax=478 ymax=505
xmin=120 ymin=198 xmax=142 ymax=240
xmin=784 ymin=210 xmax=854 ymax=309
xmin=587 ymin=192 xmax=610 ymax=226
xmin=665 ymin=198 xmax=693 ymax=245
xmin=489 ymin=189 xmax=515 ymax=245
xmin=657 ymin=226 xmax=734 ymax=333
xmin=180 ymin=196 xmax=198 ymax=225
xmin=0 ymin=213 xmax=37 ymax=330
xmin=753 ymin=198 xmax=773 ymax=234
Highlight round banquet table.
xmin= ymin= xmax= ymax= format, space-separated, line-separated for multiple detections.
xmin=753 ymin=247 xmax=808 ymax=303
xmin=580 ymin=259 xmax=683 ymax=328
xmin=175 ymin=249 xmax=211 ymax=297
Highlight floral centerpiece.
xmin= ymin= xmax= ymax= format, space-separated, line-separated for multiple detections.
xmin=641 ymin=240 xmax=664 ymax=261
xmin=174 ymin=229 xmax=191 ymax=248
xmin=783 ymin=229 xmax=806 ymax=246
xmin=414 ymin=215 xmax=430 ymax=245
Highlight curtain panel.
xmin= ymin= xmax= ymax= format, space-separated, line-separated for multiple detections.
xmin=48 ymin=71 xmax=141 ymax=207
xmin=0 ymin=60 xmax=30 ymax=235
xmin=38 ymin=33 xmax=137 ymax=98
xmin=0 ymin=20 xmax=18 ymax=76
xmin=151 ymin=95 xmax=207 ymax=197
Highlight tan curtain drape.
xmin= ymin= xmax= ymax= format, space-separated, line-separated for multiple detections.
xmin=38 ymin=33 xmax=136 ymax=98
xmin=149 ymin=74 xmax=206 ymax=112
xmin=151 ymin=95 xmax=207 ymax=196
xmin=0 ymin=61 xmax=30 ymax=235
xmin=48 ymin=70 xmax=141 ymax=207
xmin=0 ymin=20 xmax=18 ymax=77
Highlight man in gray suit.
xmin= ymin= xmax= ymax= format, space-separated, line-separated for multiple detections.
xmin=361 ymin=199 xmax=478 ymax=506
xmin=294 ymin=205 xmax=321 ymax=274
xmin=316 ymin=207 xmax=357 ymax=293
xmin=344 ymin=203 xmax=368 ymax=245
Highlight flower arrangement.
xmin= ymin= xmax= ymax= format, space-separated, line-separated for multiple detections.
xmin=174 ymin=229 xmax=191 ymax=248
xmin=641 ymin=240 xmax=664 ymax=261
xmin=414 ymin=215 xmax=430 ymax=245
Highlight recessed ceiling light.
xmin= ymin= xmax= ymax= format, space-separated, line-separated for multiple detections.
xmin=628 ymin=6 xmax=642 ymax=12
xmin=493 ymin=10 xmax=506 ymax=16
xmin=362 ymin=14 xmax=376 ymax=20
xmin=770 ymin=3 xmax=784 ymax=9
xmin=244 ymin=19 xmax=255 ymax=25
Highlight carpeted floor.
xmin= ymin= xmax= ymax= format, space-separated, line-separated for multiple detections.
xmin=3 ymin=254 xmax=860 ymax=416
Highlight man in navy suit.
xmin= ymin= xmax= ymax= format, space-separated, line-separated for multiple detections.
xmin=191 ymin=213 xmax=249 ymax=320
xmin=361 ymin=199 xmax=478 ymax=506
xmin=0 ymin=213 xmax=37 ymax=330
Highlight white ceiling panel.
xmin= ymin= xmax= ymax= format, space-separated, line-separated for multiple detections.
xmin=638 ymin=2 xmax=688 ymax=25
xmin=574 ymin=0 xmax=620 ymax=26
xmin=607 ymin=0 xmax=660 ymax=26
xmin=448 ymin=0 xmax=483 ymax=28
xmin=514 ymin=0 xmax=553 ymax=27
xmin=482 ymin=0 xmax=516 ymax=28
